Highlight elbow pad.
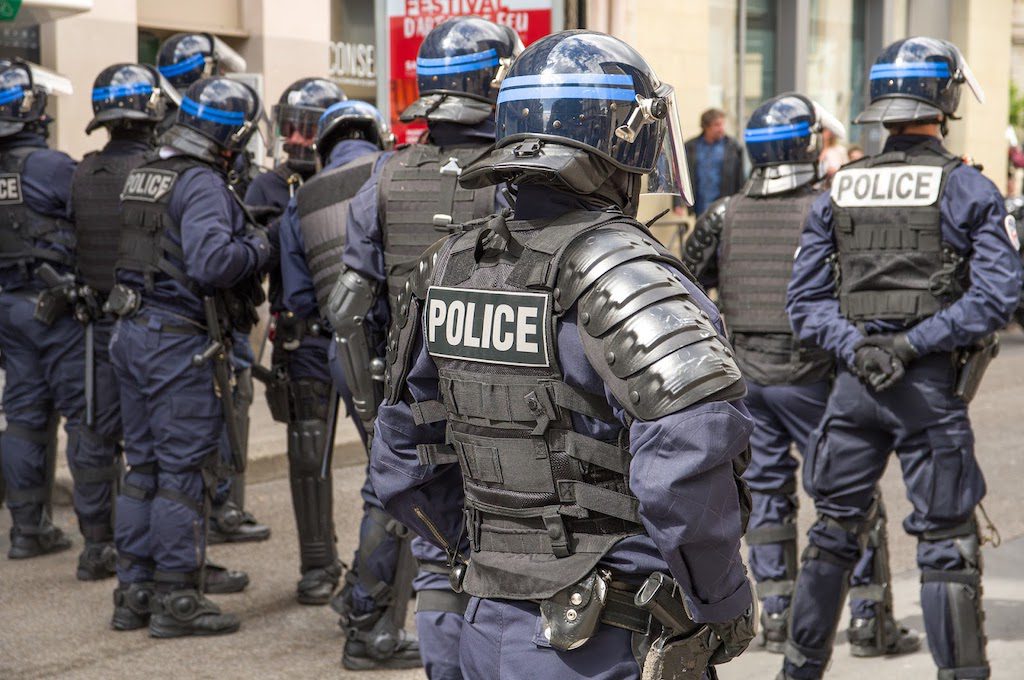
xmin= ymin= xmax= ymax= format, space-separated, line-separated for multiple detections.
xmin=683 ymin=196 xmax=729 ymax=279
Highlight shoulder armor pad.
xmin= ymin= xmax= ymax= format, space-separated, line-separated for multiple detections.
xmin=573 ymin=256 xmax=744 ymax=421
xmin=557 ymin=225 xmax=677 ymax=312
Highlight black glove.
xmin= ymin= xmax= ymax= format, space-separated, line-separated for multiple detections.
xmin=708 ymin=604 xmax=757 ymax=665
xmin=857 ymin=332 xmax=919 ymax=364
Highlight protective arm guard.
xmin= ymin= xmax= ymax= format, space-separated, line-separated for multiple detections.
xmin=326 ymin=267 xmax=384 ymax=437
xmin=559 ymin=227 xmax=746 ymax=422
xmin=683 ymin=196 xmax=730 ymax=288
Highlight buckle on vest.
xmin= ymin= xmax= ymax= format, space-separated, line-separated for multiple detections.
xmin=514 ymin=138 xmax=542 ymax=157
xmin=439 ymin=157 xmax=462 ymax=176
xmin=543 ymin=509 xmax=571 ymax=558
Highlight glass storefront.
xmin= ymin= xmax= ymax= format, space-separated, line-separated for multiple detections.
xmin=0 ymin=25 xmax=40 ymax=63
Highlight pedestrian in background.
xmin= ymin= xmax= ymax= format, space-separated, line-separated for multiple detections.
xmin=677 ymin=107 xmax=745 ymax=216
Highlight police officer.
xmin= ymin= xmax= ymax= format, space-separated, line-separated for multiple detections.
xmin=156 ymin=32 xmax=268 ymax=545
xmin=325 ymin=16 xmax=523 ymax=677
xmin=366 ymin=29 xmax=757 ymax=679
xmin=782 ymin=37 xmax=1022 ymax=679
xmin=684 ymin=93 xmax=920 ymax=658
xmin=247 ymin=81 xmax=354 ymax=606
xmin=66 ymin=63 xmax=173 ymax=581
xmin=0 ymin=60 xmax=93 ymax=567
xmin=108 ymin=76 xmax=269 ymax=637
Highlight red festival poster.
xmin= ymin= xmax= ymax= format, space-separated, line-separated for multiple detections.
xmin=387 ymin=0 xmax=554 ymax=144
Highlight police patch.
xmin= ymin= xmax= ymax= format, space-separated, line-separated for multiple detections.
xmin=425 ymin=286 xmax=550 ymax=367
xmin=0 ymin=173 xmax=23 ymax=205
xmin=1006 ymin=214 xmax=1021 ymax=251
xmin=121 ymin=168 xmax=178 ymax=203
xmin=831 ymin=166 xmax=942 ymax=207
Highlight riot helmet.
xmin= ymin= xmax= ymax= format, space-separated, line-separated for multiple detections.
xmin=86 ymin=63 xmax=181 ymax=134
xmin=157 ymin=33 xmax=247 ymax=90
xmin=162 ymin=77 xmax=262 ymax=166
xmin=856 ymin=36 xmax=984 ymax=127
xmin=272 ymin=78 xmax=346 ymax=174
xmin=743 ymin=93 xmax=846 ymax=196
xmin=461 ymin=30 xmax=693 ymax=211
xmin=314 ymin=99 xmax=393 ymax=166
xmin=0 ymin=59 xmax=72 ymax=137
xmin=400 ymin=15 xmax=524 ymax=125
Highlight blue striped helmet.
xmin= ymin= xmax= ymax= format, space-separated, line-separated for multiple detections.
xmin=744 ymin=93 xmax=845 ymax=167
xmin=174 ymin=77 xmax=261 ymax=153
xmin=0 ymin=60 xmax=46 ymax=136
xmin=856 ymin=36 xmax=984 ymax=125
xmin=87 ymin=63 xmax=172 ymax=134
xmin=494 ymin=30 xmax=668 ymax=174
xmin=415 ymin=16 xmax=522 ymax=104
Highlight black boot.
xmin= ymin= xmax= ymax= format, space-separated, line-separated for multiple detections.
xmin=848 ymin=615 xmax=922 ymax=657
xmin=77 ymin=542 xmax=117 ymax=581
xmin=8 ymin=520 xmax=72 ymax=559
xmin=297 ymin=561 xmax=343 ymax=606
xmin=111 ymin=581 xmax=155 ymax=631
xmin=148 ymin=588 xmax=240 ymax=638
xmin=203 ymin=560 xmax=250 ymax=595
xmin=340 ymin=609 xmax=421 ymax=671
xmin=207 ymin=500 xmax=270 ymax=544
xmin=760 ymin=608 xmax=789 ymax=654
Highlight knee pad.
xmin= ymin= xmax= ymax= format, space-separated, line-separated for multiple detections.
xmin=849 ymin=492 xmax=894 ymax=612
xmin=920 ymin=519 xmax=989 ymax=678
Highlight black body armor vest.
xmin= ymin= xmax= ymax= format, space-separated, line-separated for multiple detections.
xmin=831 ymin=142 xmax=963 ymax=322
xmin=378 ymin=143 xmax=494 ymax=311
xmin=117 ymin=155 xmax=204 ymax=293
xmin=0 ymin=147 xmax=74 ymax=272
xmin=416 ymin=213 xmax=651 ymax=600
xmin=719 ymin=188 xmax=833 ymax=384
xmin=72 ymin=149 xmax=151 ymax=294
xmin=296 ymin=154 xmax=376 ymax=315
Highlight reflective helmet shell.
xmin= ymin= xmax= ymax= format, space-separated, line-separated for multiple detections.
xmin=273 ymin=78 xmax=346 ymax=169
xmin=744 ymin=94 xmax=819 ymax=167
xmin=314 ymin=99 xmax=391 ymax=162
xmin=0 ymin=60 xmax=46 ymax=137
xmin=415 ymin=15 xmax=522 ymax=104
xmin=87 ymin=63 xmax=166 ymax=134
xmin=494 ymin=30 xmax=666 ymax=174
xmin=175 ymin=76 xmax=261 ymax=154
xmin=157 ymin=33 xmax=215 ymax=90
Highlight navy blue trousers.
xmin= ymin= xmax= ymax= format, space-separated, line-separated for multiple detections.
xmin=110 ymin=314 xmax=223 ymax=583
xmin=0 ymin=291 xmax=117 ymax=538
xmin=785 ymin=355 xmax=986 ymax=678
xmin=744 ymin=379 xmax=874 ymax=618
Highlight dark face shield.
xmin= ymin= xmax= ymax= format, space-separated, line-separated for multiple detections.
xmin=273 ymin=104 xmax=320 ymax=167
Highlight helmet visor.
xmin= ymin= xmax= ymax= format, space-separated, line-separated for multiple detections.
xmin=951 ymin=45 xmax=985 ymax=104
xmin=644 ymin=86 xmax=694 ymax=206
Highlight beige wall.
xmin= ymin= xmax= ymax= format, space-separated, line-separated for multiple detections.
xmin=947 ymin=0 xmax=1012 ymax=186
xmin=43 ymin=0 xmax=138 ymax=159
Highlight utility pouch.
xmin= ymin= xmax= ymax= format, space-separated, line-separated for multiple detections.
xmin=954 ymin=334 xmax=999 ymax=403
xmin=640 ymin=629 xmax=718 ymax=680
xmin=538 ymin=569 xmax=609 ymax=652
xmin=103 ymin=283 xmax=141 ymax=318
xmin=33 ymin=287 xmax=67 ymax=325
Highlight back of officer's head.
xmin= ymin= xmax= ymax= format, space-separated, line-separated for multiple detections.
xmin=162 ymin=76 xmax=261 ymax=168
xmin=855 ymin=36 xmax=984 ymax=136
xmin=399 ymin=15 xmax=523 ymax=127
xmin=87 ymin=63 xmax=171 ymax=141
xmin=0 ymin=60 xmax=49 ymax=139
xmin=459 ymin=30 xmax=680 ymax=216
xmin=314 ymin=100 xmax=392 ymax=167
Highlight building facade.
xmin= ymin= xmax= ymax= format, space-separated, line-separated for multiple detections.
xmin=0 ymin=0 xmax=1011 ymax=186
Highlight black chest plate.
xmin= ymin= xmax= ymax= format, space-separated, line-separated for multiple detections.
xmin=425 ymin=285 xmax=551 ymax=367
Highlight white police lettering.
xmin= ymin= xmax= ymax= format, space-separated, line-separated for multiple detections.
xmin=425 ymin=286 xmax=550 ymax=367
xmin=831 ymin=166 xmax=942 ymax=207
xmin=0 ymin=173 xmax=22 ymax=204
xmin=121 ymin=169 xmax=178 ymax=203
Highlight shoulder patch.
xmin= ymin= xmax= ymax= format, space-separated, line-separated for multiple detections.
xmin=424 ymin=286 xmax=550 ymax=367
xmin=831 ymin=166 xmax=942 ymax=207
xmin=1006 ymin=214 xmax=1021 ymax=251
xmin=0 ymin=173 xmax=23 ymax=204
xmin=121 ymin=168 xmax=179 ymax=203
